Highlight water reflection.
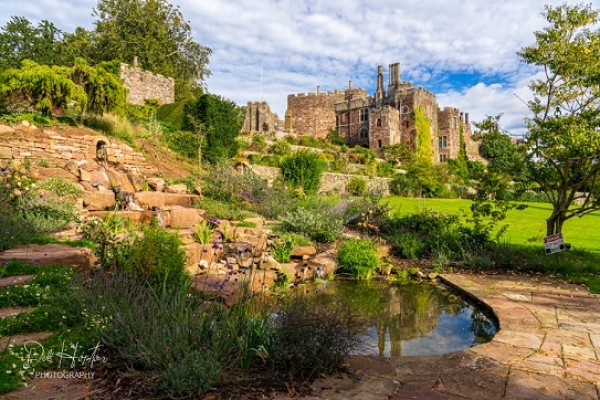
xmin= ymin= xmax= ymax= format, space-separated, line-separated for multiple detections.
xmin=294 ymin=280 xmax=497 ymax=357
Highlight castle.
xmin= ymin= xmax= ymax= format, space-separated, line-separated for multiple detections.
xmin=245 ymin=62 xmax=481 ymax=164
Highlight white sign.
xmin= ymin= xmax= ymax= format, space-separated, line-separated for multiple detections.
xmin=544 ymin=233 xmax=567 ymax=255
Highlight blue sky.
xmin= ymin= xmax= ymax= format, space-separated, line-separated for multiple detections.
xmin=2 ymin=0 xmax=596 ymax=136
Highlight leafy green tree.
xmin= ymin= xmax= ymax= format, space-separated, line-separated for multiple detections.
xmin=0 ymin=60 xmax=86 ymax=115
xmin=183 ymin=94 xmax=243 ymax=164
xmin=414 ymin=106 xmax=433 ymax=164
xmin=92 ymin=0 xmax=211 ymax=99
xmin=69 ymin=58 xmax=127 ymax=115
xmin=519 ymin=4 xmax=600 ymax=236
xmin=0 ymin=17 xmax=66 ymax=70
xmin=477 ymin=115 xmax=525 ymax=177
xmin=280 ymin=150 xmax=326 ymax=195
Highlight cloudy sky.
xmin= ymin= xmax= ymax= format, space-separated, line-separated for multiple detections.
xmin=2 ymin=0 xmax=596 ymax=136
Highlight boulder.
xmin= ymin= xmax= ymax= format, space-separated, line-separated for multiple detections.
xmin=146 ymin=177 xmax=165 ymax=192
xmin=184 ymin=243 xmax=223 ymax=275
xmin=0 ymin=124 xmax=15 ymax=134
xmin=79 ymin=168 xmax=91 ymax=182
xmin=169 ymin=207 xmax=202 ymax=229
xmin=30 ymin=167 xmax=78 ymax=181
xmin=165 ymin=183 xmax=188 ymax=194
xmin=0 ymin=146 xmax=12 ymax=159
xmin=83 ymin=191 xmax=116 ymax=211
xmin=0 ymin=244 xmax=96 ymax=270
xmin=107 ymin=169 xmax=135 ymax=192
xmin=310 ymin=249 xmax=338 ymax=277
xmin=87 ymin=210 xmax=162 ymax=225
xmin=133 ymin=192 xmax=200 ymax=209
xmin=291 ymin=246 xmax=317 ymax=258
xmin=377 ymin=245 xmax=393 ymax=258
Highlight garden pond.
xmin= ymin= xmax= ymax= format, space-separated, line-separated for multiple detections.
xmin=293 ymin=280 xmax=498 ymax=357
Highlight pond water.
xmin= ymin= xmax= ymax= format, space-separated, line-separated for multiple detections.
xmin=294 ymin=280 xmax=497 ymax=357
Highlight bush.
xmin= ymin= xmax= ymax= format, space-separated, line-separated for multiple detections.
xmin=270 ymin=232 xmax=313 ymax=263
xmin=271 ymin=140 xmax=292 ymax=156
xmin=81 ymin=215 xmax=134 ymax=269
xmin=280 ymin=150 xmax=325 ymax=194
xmin=36 ymin=177 xmax=83 ymax=198
xmin=394 ymin=231 xmax=425 ymax=259
xmin=346 ymin=177 xmax=367 ymax=196
xmin=279 ymin=205 xmax=344 ymax=243
xmin=162 ymin=129 xmax=200 ymax=160
xmin=124 ymin=224 xmax=188 ymax=288
xmin=337 ymin=239 xmax=380 ymax=279
xmin=270 ymin=295 xmax=362 ymax=381
xmin=195 ymin=198 xmax=254 ymax=220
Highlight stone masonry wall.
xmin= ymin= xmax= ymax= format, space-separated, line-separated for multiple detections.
xmin=243 ymin=101 xmax=281 ymax=133
xmin=240 ymin=163 xmax=391 ymax=195
xmin=286 ymin=90 xmax=346 ymax=138
xmin=0 ymin=126 xmax=157 ymax=176
xmin=118 ymin=63 xmax=175 ymax=105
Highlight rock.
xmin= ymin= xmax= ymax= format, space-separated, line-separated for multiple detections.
xmin=89 ymin=170 xmax=111 ymax=188
xmin=260 ymin=254 xmax=281 ymax=270
xmin=79 ymin=168 xmax=91 ymax=182
xmin=193 ymin=186 xmax=202 ymax=195
xmin=30 ymin=167 xmax=78 ymax=181
xmin=146 ymin=177 xmax=165 ymax=192
xmin=168 ymin=207 xmax=202 ymax=229
xmin=0 ymin=146 xmax=12 ymax=159
xmin=107 ymin=169 xmax=135 ymax=193
xmin=291 ymin=246 xmax=317 ymax=258
xmin=311 ymin=249 xmax=338 ymax=277
xmin=377 ymin=244 xmax=393 ymax=258
xmin=133 ymin=192 xmax=200 ymax=209
xmin=165 ymin=183 xmax=188 ymax=194
xmin=79 ymin=160 xmax=97 ymax=172
xmin=0 ymin=124 xmax=15 ymax=134
xmin=87 ymin=210 xmax=164 ymax=225
xmin=64 ymin=161 xmax=79 ymax=175
xmin=184 ymin=243 xmax=223 ymax=275
xmin=0 ymin=244 xmax=96 ymax=270
xmin=82 ymin=191 xmax=116 ymax=211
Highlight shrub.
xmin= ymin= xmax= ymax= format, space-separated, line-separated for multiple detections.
xmin=280 ymin=150 xmax=325 ymax=194
xmin=279 ymin=206 xmax=344 ymax=243
xmin=346 ymin=177 xmax=367 ymax=196
xmin=83 ymin=114 xmax=135 ymax=146
xmin=81 ymin=215 xmax=134 ymax=269
xmin=162 ymin=129 xmax=200 ymax=160
xmin=124 ymin=224 xmax=188 ymax=289
xmin=195 ymin=220 xmax=214 ymax=244
xmin=337 ymin=239 xmax=380 ymax=279
xmin=36 ymin=177 xmax=83 ymax=198
xmin=271 ymin=140 xmax=292 ymax=156
xmin=195 ymin=198 xmax=254 ymax=220
xmin=394 ymin=231 xmax=425 ymax=259
xmin=270 ymin=295 xmax=362 ymax=381
xmin=270 ymin=232 xmax=313 ymax=263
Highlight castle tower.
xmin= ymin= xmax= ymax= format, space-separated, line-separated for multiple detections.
xmin=375 ymin=65 xmax=385 ymax=101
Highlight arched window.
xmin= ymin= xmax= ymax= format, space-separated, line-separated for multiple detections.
xmin=376 ymin=118 xmax=382 ymax=127
xmin=360 ymin=128 xmax=368 ymax=139
xmin=401 ymin=106 xmax=409 ymax=114
xmin=262 ymin=122 xmax=269 ymax=132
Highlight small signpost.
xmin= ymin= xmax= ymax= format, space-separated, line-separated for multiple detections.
xmin=544 ymin=233 xmax=567 ymax=255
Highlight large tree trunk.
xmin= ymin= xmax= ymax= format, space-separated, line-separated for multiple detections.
xmin=546 ymin=212 xmax=565 ymax=236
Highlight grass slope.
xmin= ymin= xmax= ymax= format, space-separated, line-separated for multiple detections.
xmin=384 ymin=197 xmax=600 ymax=253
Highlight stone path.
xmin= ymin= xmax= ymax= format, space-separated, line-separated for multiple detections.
xmin=0 ymin=244 xmax=96 ymax=270
xmin=280 ymin=274 xmax=600 ymax=400
xmin=0 ymin=275 xmax=34 ymax=287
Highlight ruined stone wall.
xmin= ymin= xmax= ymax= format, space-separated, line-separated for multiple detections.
xmin=242 ymin=101 xmax=281 ymax=133
xmin=0 ymin=126 xmax=157 ymax=176
xmin=286 ymin=89 xmax=346 ymax=138
xmin=118 ymin=63 xmax=175 ymax=105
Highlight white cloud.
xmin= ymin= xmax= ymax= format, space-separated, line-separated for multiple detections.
xmin=1 ymin=0 xmax=597 ymax=132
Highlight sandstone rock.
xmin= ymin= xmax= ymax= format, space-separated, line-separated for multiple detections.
xmin=133 ymin=192 xmax=200 ymax=209
xmin=83 ymin=191 xmax=116 ymax=211
xmin=165 ymin=183 xmax=188 ymax=194
xmin=79 ymin=168 xmax=91 ymax=182
xmin=193 ymin=186 xmax=202 ymax=195
xmin=107 ymin=169 xmax=135 ymax=192
xmin=0 ymin=146 xmax=12 ymax=159
xmin=260 ymin=254 xmax=281 ymax=270
xmin=146 ymin=177 xmax=165 ymax=192
xmin=169 ymin=207 xmax=202 ymax=229
xmin=0 ymin=124 xmax=15 ymax=134
xmin=184 ymin=243 xmax=223 ymax=275
xmin=64 ymin=161 xmax=79 ymax=175
xmin=291 ymin=246 xmax=317 ymax=258
xmin=377 ymin=244 xmax=393 ymax=258
xmin=30 ymin=167 xmax=78 ymax=181
xmin=311 ymin=249 xmax=338 ymax=277
xmin=0 ymin=244 xmax=96 ymax=270
xmin=89 ymin=170 xmax=111 ymax=188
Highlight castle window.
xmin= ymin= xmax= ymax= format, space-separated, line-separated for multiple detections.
xmin=401 ymin=106 xmax=409 ymax=114
xmin=404 ymin=121 xmax=410 ymax=129
xmin=452 ymin=116 xmax=457 ymax=129
xmin=376 ymin=118 xmax=382 ymax=127
xmin=439 ymin=136 xmax=448 ymax=149
xmin=360 ymin=128 xmax=368 ymax=139
xmin=360 ymin=108 xmax=369 ymax=122
xmin=378 ymin=139 xmax=382 ymax=148
xmin=262 ymin=122 xmax=269 ymax=132
xmin=439 ymin=154 xmax=448 ymax=163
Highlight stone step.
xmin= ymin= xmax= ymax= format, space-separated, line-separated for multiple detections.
xmin=0 ymin=275 xmax=35 ymax=288
xmin=0 ymin=306 xmax=36 ymax=318
xmin=0 ymin=244 xmax=96 ymax=270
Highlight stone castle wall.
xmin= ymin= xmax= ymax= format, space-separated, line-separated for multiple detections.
xmin=0 ymin=126 xmax=157 ymax=176
xmin=118 ymin=63 xmax=175 ymax=105
xmin=243 ymin=101 xmax=281 ymax=133
xmin=285 ymin=89 xmax=346 ymax=138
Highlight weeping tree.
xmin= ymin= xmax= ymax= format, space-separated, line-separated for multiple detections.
xmin=519 ymin=4 xmax=600 ymax=236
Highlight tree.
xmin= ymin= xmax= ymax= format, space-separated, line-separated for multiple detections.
xmin=92 ymin=0 xmax=211 ymax=99
xmin=414 ymin=106 xmax=433 ymax=164
xmin=477 ymin=115 xmax=525 ymax=178
xmin=69 ymin=58 xmax=127 ymax=115
xmin=183 ymin=94 xmax=243 ymax=164
xmin=519 ymin=4 xmax=600 ymax=236
xmin=0 ymin=17 xmax=66 ymax=71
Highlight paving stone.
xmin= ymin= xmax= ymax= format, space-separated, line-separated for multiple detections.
xmin=468 ymin=342 xmax=533 ymax=364
xmin=513 ymin=355 xmax=566 ymax=378
xmin=493 ymin=330 xmax=544 ymax=350
xmin=0 ymin=275 xmax=34 ymax=287
xmin=563 ymin=344 xmax=597 ymax=360
xmin=0 ymin=306 xmax=35 ymax=318
xmin=564 ymin=358 xmax=600 ymax=383
xmin=504 ymin=293 xmax=532 ymax=302
xmin=590 ymin=334 xmax=600 ymax=357
xmin=0 ymin=331 xmax=53 ymax=348
xmin=505 ymin=369 xmax=597 ymax=400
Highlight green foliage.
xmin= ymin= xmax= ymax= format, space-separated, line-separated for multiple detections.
xmin=280 ymin=150 xmax=325 ymax=194
xmin=195 ymin=198 xmax=254 ymax=220
xmin=326 ymin=129 xmax=346 ymax=146
xmin=183 ymin=94 xmax=243 ymax=164
xmin=349 ymin=146 xmax=376 ymax=165
xmin=391 ymin=162 xmax=454 ymax=198
xmin=270 ymin=232 xmax=313 ymax=263
xmin=124 ymin=224 xmax=188 ymax=289
xmin=477 ymin=116 xmax=524 ymax=177
xmin=414 ymin=106 xmax=433 ymax=163
xmin=36 ymin=177 xmax=83 ymax=198
xmin=83 ymin=113 xmax=135 ymax=145
xmin=92 ymin=0 xmax=211 ymax=99
xmin=269 ymin=295 xmax=362 ymax=381
xmin=279 ymin=204 xmax=345 ymax=243
xmin=519 ymin=3 xmax=600 ymax=235
xmin=381 ymin=143 xmax=415 ymax=165
xmin=0 ymin=60 xmax=86 ymax=115
xmin=195 ymin=220 xmax=214 ymax=244
xmin=394 ymin=231 xmax=425 ymax=259
xmin=271 ymin=140 xmax=292 ymax=156
xmin=337 ymin=239 xmax=380 ymax=280
xmin=156 ymin=101 xmax=186 ymax=129
xmin=162 ymin=129 xmax=200 ymax=159
xmin=346 ymin=177 xmax=367 ymax=196
xmin=81 ymin=215 xmax=134 ymax=269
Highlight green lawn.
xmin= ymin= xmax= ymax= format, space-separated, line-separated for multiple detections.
xmin=383 ymin=197 xmax=600 ymax=253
